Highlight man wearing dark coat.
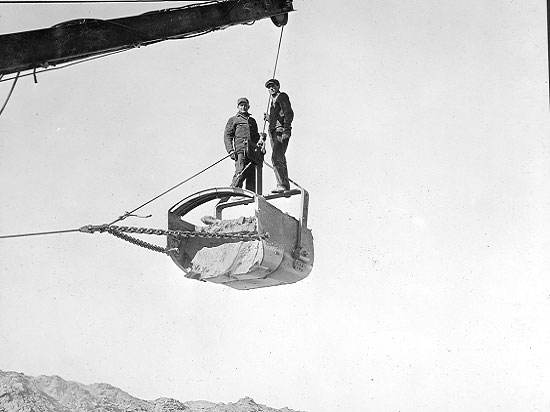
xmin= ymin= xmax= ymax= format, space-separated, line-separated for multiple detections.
xmin=224 ymin=97 xmax=263 ymax=191
xmin=264 ymin=78 xmax=294 ymax=193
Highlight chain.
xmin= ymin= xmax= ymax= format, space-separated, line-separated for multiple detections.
xmin=81 ymin=224 xmax=264 ymax=255
xmin=108 ymin=227 xmax=173 ymax=254
xmin=108 ymin=225 xmax=262 ymax=241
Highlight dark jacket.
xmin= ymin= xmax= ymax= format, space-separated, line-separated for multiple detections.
xmin=268 ymin=92 xmax=294 ymax=133
xmin=224 ymin=112 xmax=260 ymax=154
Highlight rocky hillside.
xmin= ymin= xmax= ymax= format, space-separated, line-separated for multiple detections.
xmin=0 ymin=370 xmax=305 ymax=412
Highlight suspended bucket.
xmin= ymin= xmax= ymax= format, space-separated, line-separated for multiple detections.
xmin=167 ymin=187 xmax=313 ymax=290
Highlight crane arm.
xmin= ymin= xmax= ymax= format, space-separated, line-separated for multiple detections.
xmin=0 ymin=0 xmax=294 ymax=76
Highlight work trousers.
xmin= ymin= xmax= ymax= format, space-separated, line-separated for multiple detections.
xmin=230 ymin=151 xmax=256 ymax=191
xmin=269 ymin=130 xmax=290 ymax=189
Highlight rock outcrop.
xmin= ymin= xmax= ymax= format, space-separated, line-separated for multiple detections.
xmin=0 ymin=370 xmax=306 ymax=412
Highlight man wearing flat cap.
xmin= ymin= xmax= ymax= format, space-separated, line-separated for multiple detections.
xmin=223 ymin=97 xmax=262 ymax=190
xmin=264 ymin=78 xmax=294 ymax=193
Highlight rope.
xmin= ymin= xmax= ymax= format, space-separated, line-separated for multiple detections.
xmin=108 ymin=153 xmax=231 ymax=225
xmin=262 ymin=26 xmax=284 ymax=134
xmin=0 ymin=72 xmax=20 ymax=117
xmin=262 ymin=159 xmax=302 ymax=190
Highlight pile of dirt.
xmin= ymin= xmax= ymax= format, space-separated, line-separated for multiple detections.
xmin=196 ymin=216 xmax=257 ymax=234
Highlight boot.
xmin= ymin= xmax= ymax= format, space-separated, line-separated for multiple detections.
xmin=271 ymin=186 xmax=286 ymax=194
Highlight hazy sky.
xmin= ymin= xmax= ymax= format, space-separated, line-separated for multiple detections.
xmin=1 ymin=1 xmax=549 ymax=411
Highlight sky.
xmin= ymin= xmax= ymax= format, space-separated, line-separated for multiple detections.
xmin=1 ymin=1 xmax=549 ymax=411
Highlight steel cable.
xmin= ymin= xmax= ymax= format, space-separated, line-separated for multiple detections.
xmin=0 ymin=154 xmax=231 ymax=239
xmin=262 ymin=25 xmax=284 ymax=134
xmin=108 ymin=153 xmax=232 ymax=225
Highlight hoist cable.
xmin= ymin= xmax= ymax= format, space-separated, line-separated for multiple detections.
xmin=0 ymin=72 xmax=20 ymax=117
xmin=272 ymin=25 xmax=284 ymax=79
xmin=262 ymin=25 xmax=284 ymax=134
xmin=107 ymin=153 xmax=232 ymax=225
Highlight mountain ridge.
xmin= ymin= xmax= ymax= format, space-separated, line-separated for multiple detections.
xmin=0 ymin=369 xmax=307 ymax=412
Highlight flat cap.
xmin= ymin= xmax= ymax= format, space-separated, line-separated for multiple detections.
xmin=237 ymin=97 xmax=249 ymax=105
xmin=265 ymin=78 xmax=280 ymax=88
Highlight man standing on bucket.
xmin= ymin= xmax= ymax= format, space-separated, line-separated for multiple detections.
xmin=224 ymin=97 xmax=263 ymax=191
xmin=263 ymin=78 xmax=294 ymax=193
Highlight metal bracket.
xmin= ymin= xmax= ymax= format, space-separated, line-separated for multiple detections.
xmin=79 ymin=224 xmax=109 ymax=234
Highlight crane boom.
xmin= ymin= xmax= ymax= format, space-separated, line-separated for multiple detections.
xmin=0 ymin=0 xmax=294 ymax=76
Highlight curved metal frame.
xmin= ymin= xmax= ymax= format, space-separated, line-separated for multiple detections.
xmin=168 ymin=187 xmax=258 ymax=219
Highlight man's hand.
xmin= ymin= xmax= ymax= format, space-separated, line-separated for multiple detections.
xmin=257 ymin=138 xmax=266 ymax=154
xmin=229 ymin=150 xmax=236 ymax=160
xmin=281 ymin=131 xmax=291 ymax=141
xmin=258 ymin=133 xmax=267 ymax=153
